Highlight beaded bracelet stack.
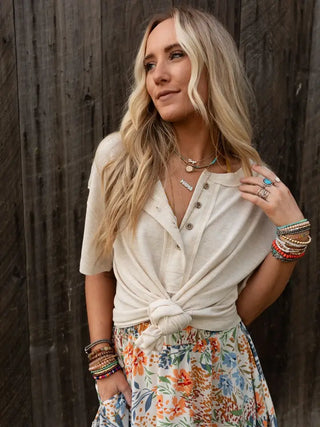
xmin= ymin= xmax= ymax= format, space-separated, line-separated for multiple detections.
xmin=85 ymin=339 xmax=121 ymax=381
xmin=271 ymin=219 xmax=311 ymax=262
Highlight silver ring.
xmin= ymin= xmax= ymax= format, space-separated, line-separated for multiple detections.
xmin=257 ymin=187 xmax=270 ymax=200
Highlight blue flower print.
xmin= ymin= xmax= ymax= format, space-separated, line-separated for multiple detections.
xmin=223 ymin=352 xmax=237 ymax=368
xmin=159 ymin=347 xmax=171 ymax=369
xmin=218 ymin=374 xmax=233 ymax=396
xmin=232 ymin=371 xmax=245 ymax=390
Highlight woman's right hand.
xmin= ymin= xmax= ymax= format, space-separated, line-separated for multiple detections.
xmin=97 ymin=370 xmax=132 ymax=407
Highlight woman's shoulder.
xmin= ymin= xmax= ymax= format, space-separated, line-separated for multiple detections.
xmin=94 ymin=132 xmax=123 ymax=172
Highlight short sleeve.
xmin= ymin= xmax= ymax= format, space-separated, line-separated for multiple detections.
xmin=79 ymin=133 xmax=121 ymax=274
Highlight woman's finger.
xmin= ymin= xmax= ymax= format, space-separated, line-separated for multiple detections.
xmin=240 ymin=174 xmax=282 ymax=190
xmin=120 ymin=384 xmax=132 ymax=407
xmin=251 ymin=164 xmax=281 ymax=186
xmin=240 ymin=188 xmax=270 ymax=207
xmin=239 ymin=183 xmax=272 ymax=199
xmin=115 ymin=371 xmax=132 ymax=407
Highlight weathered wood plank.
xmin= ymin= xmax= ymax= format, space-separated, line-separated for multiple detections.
xmin=13 ymin=0 xmax=103 ymax=425
xmin=283 ymin=0 xmax=320 ymax=424
xmin=0 ymin=0 xmax=32 ymax=425
xmin=240 ymin=0 xmax=318 ymax=424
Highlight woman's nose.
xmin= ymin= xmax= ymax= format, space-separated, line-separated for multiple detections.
xmin=153 ymin=61 xmax=170 ymax=84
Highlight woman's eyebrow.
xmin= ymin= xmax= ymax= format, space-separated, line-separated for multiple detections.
xmin=144 ymin=43 xmax=182 ymax=62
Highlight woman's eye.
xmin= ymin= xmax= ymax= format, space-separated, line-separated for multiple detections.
xmin=144 ymin=62 xmax=155 ymax=72
xmin=170 ymin=51 xmax=185 ymax=60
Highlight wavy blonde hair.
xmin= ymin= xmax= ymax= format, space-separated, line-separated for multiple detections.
xmin=97 ymin=7 xmax=261 ymax=255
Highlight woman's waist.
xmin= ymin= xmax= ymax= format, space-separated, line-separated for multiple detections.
xmin=113 ymin=317 xmax=242 ymax=347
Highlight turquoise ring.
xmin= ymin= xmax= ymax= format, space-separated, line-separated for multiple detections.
xmin=263 ymin=178 xmax=273 ymax=186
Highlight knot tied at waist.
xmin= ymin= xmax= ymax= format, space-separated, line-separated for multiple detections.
xmin=135 ymin=299 xmax=192 ymax=353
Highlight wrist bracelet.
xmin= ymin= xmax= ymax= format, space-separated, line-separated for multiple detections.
xmin=84 ymin=339 xmax=113 ymax=355
xmin=93 ymin=364 xmax=122 ymax=380
xmin=276 ymin=219 xmax=311 ymax=237
xmin=271 ymin=239 xmax=307 ymax=262
xmin=277 ymin=219 xmax=308 ymax=229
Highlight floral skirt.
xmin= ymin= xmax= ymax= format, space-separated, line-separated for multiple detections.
xmin=92 ymin=321 xmax=277 ymax=426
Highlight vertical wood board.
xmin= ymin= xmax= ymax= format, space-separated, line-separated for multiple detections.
xmin=14 ymin=0 xmax=103 ymax=425
xmin=0 ymin=0 xmax=32 ymax=425
xmin=281 ymin=0 xmax=320 ymax=424
xmin=240 ymin=1 xmax=318 ymax=425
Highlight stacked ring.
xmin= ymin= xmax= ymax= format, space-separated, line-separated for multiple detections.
xmin=257 ymin=188 xmax=270 ymax=200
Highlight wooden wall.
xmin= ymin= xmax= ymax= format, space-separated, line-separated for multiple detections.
xmin=0 ymin=0 xmax=318 ymax=425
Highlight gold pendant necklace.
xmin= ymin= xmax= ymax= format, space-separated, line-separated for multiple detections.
xmin=174 ymin=150 xmax=217 ymax=173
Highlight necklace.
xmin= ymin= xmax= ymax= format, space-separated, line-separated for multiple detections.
xmin=175 ymin=150 xmax=216 ymax=164
xmin=180 ymin=178 xmax=193 ymax=191
xmin=175 ymin=151 xmax=217 ymax=173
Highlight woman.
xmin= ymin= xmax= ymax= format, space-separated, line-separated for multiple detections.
xmin=80 ymin=7 xmax=311 ymax=426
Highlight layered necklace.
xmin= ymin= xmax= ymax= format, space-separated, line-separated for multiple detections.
xmin=174 ymin=150 xmax=217 ymax=191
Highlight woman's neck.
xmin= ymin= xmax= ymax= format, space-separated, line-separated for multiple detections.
xmin=173 ymin=117 xmax=217 ymax=160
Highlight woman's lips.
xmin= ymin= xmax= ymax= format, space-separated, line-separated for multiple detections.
xmin=157 ymin=90 xmax=179 ymax=100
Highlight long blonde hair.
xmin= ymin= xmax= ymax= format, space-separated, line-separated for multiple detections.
xmin=97 ymin=7 xmax=261 ymax=255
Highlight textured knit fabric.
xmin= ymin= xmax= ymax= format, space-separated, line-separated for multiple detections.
xmin=80 ymin=133 xmax=275 ymax=352
xmin=92 ymin=322 xmax=277 ymax=426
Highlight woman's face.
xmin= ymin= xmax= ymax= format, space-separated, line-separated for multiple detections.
xmin=144 ymin=18 xmax=207 ymax=125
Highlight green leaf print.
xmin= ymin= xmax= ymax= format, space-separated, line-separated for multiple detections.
xmin=159 ymin=376 xmax=170 ymax=383
xmin=231 ymin=409 xmax=243 ymax=416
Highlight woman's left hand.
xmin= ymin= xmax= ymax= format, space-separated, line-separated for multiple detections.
xmin=239 ymin=164 xmax=304 ymax=227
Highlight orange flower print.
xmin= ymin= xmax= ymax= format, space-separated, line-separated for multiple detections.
xmin=123 ymin=342 xmax=134 ymax=375
xmin=132 ymin=349 xmax=147 ymax=376
xmin=168 ymin=369 xmax=193 ymax=394
xmin=209 ymin=336 xmax=221 ymax=353
xmin=156 ymin=395 xmax=164 ymax=419
xmin=255 ymin=391 xmax=266 ymax=416
xmin=164 ymin=396 xmax=186 ymax=420
xmin=193 ymin=339 xmax=207 ymax=353
xmin=124 ymin=342 xmax=133 ymax=362
xmin=209 ymin=336 xmax=221 ymax=363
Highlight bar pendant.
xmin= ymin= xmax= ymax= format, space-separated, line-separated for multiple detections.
xmin=180 ymin=179 xmax=193 ymax=191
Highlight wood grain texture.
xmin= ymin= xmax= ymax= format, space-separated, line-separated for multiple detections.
xmin=281 ymin=0 xmax=320 ymax=424
xmin=0 ymin=0 xmax=32 ymax=425
xmin=13 ymin=0 xmax=103 ymax=425
xmin=240 ymin=1 xmax=319 ymax=425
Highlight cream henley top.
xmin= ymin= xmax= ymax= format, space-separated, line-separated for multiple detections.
xmin=80 ymin=133 xmax=276 ymax=352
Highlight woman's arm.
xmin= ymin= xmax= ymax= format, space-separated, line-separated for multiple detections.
xmin=85 ymin=271 xmax=132 ymax=405
xmin=237 ymin=164 xmax=309 ymax=325
xmin=85 ymin=271 xmax=116 ymax=342
xmin=236 ymin=254 xmax=296 ymax=325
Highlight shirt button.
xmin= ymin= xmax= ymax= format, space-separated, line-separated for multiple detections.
xmin=176 ymin=244 xmax=181 ymax=250
xmin=195 ymin=202 xmax=202 ymax=209
xmin=203 ymin=183 xmax=209 ymax=190
xmin=186 ymin=223 xmax=193 ymax=230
